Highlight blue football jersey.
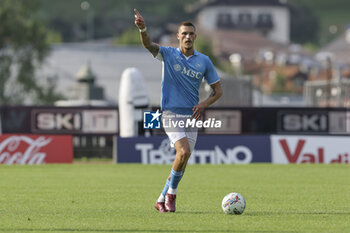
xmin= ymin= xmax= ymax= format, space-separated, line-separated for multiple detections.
xmin=157 ymin=46 xmax=220 ymax=115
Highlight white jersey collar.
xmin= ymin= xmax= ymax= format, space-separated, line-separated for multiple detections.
xmin=177 ymin=48 xmax=198 ymax=60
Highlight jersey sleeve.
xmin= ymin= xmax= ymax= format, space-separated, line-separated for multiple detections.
xmin=156 ymin=46 xmax=171 ymax=61
xmin=204 ymin=57 xmax=220 ymax=85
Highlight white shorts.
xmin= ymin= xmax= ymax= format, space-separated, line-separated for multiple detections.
xmin=162 ymin=111 xmax=198 ymax=152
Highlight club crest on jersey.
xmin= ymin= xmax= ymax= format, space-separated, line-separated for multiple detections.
xmin=173 ymin=64 xmax=182 ymax=72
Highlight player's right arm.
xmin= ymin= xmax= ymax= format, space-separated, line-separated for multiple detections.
xmin=134 ymin=9 xmax=160 ymax=57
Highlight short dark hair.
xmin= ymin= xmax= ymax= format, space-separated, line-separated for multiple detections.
xmin=178 ymin=21 xmax=196 ymax=31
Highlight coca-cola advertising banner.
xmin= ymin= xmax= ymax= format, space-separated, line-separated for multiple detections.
xmin=116 ymin=135 xmax=271 ymax=164
xmin=0 ymin=134 xmax=73 ymax=164
xmin=271 ymin=135 xmax=350 ymax=164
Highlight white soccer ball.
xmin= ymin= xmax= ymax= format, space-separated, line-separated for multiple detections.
xmin=221 ymin=192 xmax=246 ymax=215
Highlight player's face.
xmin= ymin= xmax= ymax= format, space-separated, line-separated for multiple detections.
xmin=177 ymin=25 xmax=197 ymax=50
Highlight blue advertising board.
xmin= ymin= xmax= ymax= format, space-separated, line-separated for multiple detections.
xmin=117 ymin=135 xmax=271 ymax=164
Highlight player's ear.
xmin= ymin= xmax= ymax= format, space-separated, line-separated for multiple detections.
xmin=176 ymin=32 xmax=180 ymax=41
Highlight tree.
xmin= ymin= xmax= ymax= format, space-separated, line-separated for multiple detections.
xmin=0 ymin=0 xmax=63 ymax=105
xmin=290 ymin=3 xmax=320 ymax=45
xmin=194 ymin=36 xmax=219 ymax=66
xmin=115 ymin=28 xmax=140 ymax=45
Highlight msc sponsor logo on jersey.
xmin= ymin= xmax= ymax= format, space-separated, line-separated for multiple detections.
xmin=182 ymin=66 xmax=202 ymax=79
xmin=181 ymin=66 xmax=202 ymax=79
xmin=173 ymin=63 xmax=203 ymax=79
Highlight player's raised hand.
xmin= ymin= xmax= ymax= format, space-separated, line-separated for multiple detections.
xmin=134 ymin=9 xmax=146 ymax=30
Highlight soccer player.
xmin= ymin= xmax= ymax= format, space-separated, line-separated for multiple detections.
xmin=134 ymin=9 xmax=222 ymax=212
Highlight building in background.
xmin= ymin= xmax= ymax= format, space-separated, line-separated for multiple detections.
xmin=199 ymin=71 xmax=253 ymax=107
xmin=39 ymin=1 xmax=350 ymax=108
xmin=184 ymin=0 xmax=312 ymax=106
xmin=192 ymin=0 xmax=290 ymax=44
xmin=38 ymin=42 xmax=161 ymax=106
xmin=55 ymin=62 xmax=108 ymax=106
xmin=304 ymin=26 xmax=350 ymax=107
xmin=41 ymin=41 xmax=254 ymax=107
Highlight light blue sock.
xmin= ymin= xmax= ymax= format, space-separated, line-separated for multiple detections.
xmin=161 ymin=179 xmax=170 ymax=197
xmin=169 ymin=168 xmax=183 ymax=189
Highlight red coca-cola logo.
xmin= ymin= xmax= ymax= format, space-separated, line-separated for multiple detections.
xmin=0 ymin=134 xmax=73 ymax=164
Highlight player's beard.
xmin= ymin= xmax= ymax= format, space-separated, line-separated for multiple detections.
xmin=184 ymin=41 xmax=193 ymax=50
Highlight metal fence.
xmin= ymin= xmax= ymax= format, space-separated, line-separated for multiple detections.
xmin=199 ymin=74 xmax=253 ymax=106
xmin=304 ymin=79 xmax=350 ymax=107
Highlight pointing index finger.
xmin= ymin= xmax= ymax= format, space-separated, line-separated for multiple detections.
xmin=134 ymin=9 xmax=141 ymax=17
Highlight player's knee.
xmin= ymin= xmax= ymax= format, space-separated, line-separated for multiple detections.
xmin=178 ymin=147 xmax=191 ymax=162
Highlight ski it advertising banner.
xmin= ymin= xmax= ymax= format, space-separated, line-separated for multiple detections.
xmin=31 ymin=108 xmax=118 ymax=135
xmin=271 ymin=135 xmax=350 ymax=164
xmin=0 ymin=134 xmax=73 ymax=164
xmin=117 ymin=135 xmax=271 ymax=164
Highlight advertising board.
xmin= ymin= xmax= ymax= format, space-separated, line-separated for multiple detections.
xmin=117 ymin=135 xmax=271 ymax=164
xmin=31 ymin=109 xmax=118 ymax=134
xmin=328 ymin=111 xmax=350 ymax=134
xmin=271 ymin=135 xmax=350 ymax=164
xmin=277 ymin=111 xmax=328 ymax=133
xmin=204 ymin=110 xmax=241 ymax=134
xmin=0 ymin=107 xmax=31 ymax=133
xmin=0 ymin=134 xmax=73 ymax=164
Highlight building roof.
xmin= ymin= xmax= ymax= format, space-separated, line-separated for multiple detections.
xmin=187 ymin=0 xmax=288 ymax=13
xmin=38 ymin=42 xmax=162 ymax=105
xmin=319 ymin=30 xmax=350 ymax=65
xmin=200 ymin=29 xmax=287 ymax=61
xmin=75 ymin=62 xmax=96 ymax=83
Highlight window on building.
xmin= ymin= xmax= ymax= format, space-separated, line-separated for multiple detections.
xmin=237 ymin=13 xmax=253 ymax=29
xmin=256 ymin=14 xmax=273 ymax=30
xmin=217 ymin=13 xmax=235 ymax=29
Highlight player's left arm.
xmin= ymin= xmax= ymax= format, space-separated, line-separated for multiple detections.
xmin=192 ymin=81 xmax=222 ymax=119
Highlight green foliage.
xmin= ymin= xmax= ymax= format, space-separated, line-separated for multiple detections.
xmin=289 ymin=0 xmax=350 ymax=45
xmin=6 ymin=0 xmax=349 ymax=47
xmin=194 ymin=36 xmax=219 ymax=66
xmin=302 ymin=43 xmax=320 ymax=53
xmin=290 ymin=3 xmax=320 ymax=44
xmin=0 ymin=164 xmax=349 ymax=232
xmin=37 ymin=75 xmax=66 ymax=104
xmin=32 ymin=0 xmax=197 ymax=42
xmin=275 ymin=73 xmax=287 ymax=89
xmin=46 ymin=30 xmax=62 ymax=44
xmin=0 ymin=0 xmax=62 ymax=105
xmin=115 ymin=28 xmax=141 ymax=45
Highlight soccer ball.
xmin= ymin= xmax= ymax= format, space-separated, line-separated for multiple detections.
xmin=221 ymin=192 xmax=246 ymax=215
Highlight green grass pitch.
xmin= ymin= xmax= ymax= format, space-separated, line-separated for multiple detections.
xmin=0 ymin=164 xmax=349 ymax=233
